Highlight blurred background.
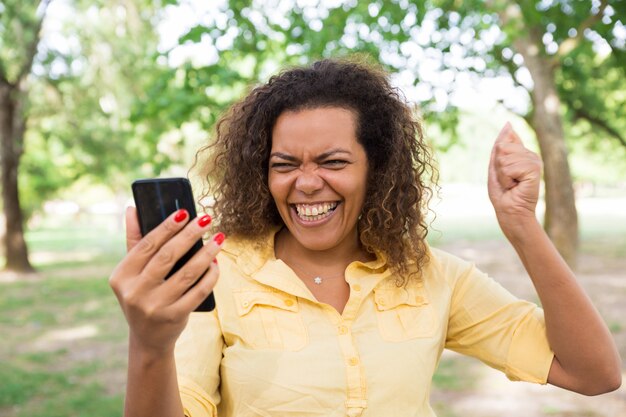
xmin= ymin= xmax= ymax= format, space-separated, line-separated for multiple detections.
xmin=0 ymin=0 xmax=625 ymax=416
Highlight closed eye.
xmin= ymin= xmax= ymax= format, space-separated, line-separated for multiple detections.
xmin=270 ymin=162 xmax=297 ymax=171
xmin=322 ymin=160 xmax=349 ymax=168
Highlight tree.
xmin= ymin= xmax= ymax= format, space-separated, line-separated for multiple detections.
xmin=28 ymin=0 xmax=174 ymax=192
xmin=0 ymin=0 xmax=51 ymax=272
xmin=487 ymin=0 xmax=625 ymax=265
xmin=163 ymin=0 xmax=626 ymax=265
xmin=0 ymin=0 xmax=176 ymax=273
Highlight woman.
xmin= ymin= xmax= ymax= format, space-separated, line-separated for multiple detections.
xmin=110 ymin=58 xmax=621 ymax=417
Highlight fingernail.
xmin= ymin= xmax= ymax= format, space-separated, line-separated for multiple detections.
xmin=213 ymin=232 xmax=226 ymax=245
xmin=212 ymin=258 xmax=218 ymax=265
xmin=197 ymin=214 xmax=212 ymax=227
xmin=174 ymin=209 xmax=188 ymax=223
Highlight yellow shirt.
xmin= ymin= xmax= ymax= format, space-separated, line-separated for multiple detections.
xmin=175 ymin=231 xmax=554 ymax=417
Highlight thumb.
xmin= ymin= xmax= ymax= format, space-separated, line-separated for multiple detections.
xmin=495 ymin=121 xmax=523 ymax=145
xmin=490 ymin=123 xmax=511 ymax=176
xmin=125 ymin=206 xmax=142 ymax=252
xmin=489 ymin=123 xmax=509 ymax=178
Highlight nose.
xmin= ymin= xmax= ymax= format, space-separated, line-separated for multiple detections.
xmin=295 ymin=168 xmax=324 ymax=195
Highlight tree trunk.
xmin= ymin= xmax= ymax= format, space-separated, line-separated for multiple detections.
xmin=514 ymin=35 xmax=579 ymax=267
xmin=0 ymin=84 xmax=34 ymax=272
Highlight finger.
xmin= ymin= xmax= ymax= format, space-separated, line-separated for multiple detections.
xmin=488 ymin=140 xmax=500 ymax=196
xmin=489 ymin=124 xmax=517 ymax=174
xmin=495 ymin=122 xmax=523 ymax=145
xmin=494 ymin=142 xmax=528 ymax=156
xmin=491 ymin=139 xmax=536 ymax=178
xmin=126 ymin=206 xmax=143 ymax=252
xmin=127 ymin=208 xmax=192 ymax=269
xmin=496 ymin=167 xmax=518 ymax=191
xmin=171 ymin=258 xmax=220 ymax=314
xmin=140 ymin=214 xmax=214 ymax=282
xmin=497 ymin=153 xmax=542 ymax=184
xmin=161 ymin=232 xmax=225 ymax=301
xmin=491 ymin=146 xmax=520 ymax=191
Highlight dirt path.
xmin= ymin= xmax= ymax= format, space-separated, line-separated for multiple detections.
xmin=434 ymin=239 xmax=626 ymax=417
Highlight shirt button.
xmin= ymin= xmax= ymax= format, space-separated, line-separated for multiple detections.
xmin=348 ymin=357 xmax=359 ymax=366
xmin=352 ymin=284 xmax=361 ymax=292
xmin=242 ymin=301 xmax=249 ymax=307
xmin=338 ymin=325 xmax=349 ymax=335
xmin=378 ymin=298 xmax=386 ymax=306
xmin=284 ymin=299 xmax=294 ymax=307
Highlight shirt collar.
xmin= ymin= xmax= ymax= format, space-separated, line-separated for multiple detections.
xmin=221 ymin=227 xmax=391 ymax=298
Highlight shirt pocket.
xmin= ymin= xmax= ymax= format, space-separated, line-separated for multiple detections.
xmin=232 ymin=289 xmax=308 ymax=351
xmin=373 ymin=282 xmax=437 ymax=342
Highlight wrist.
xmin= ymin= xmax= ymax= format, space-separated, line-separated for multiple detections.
xmin=128 ymin=333 xmax=176 ymax=365
xmin=498 ymin=214 xmax=543 ymax=245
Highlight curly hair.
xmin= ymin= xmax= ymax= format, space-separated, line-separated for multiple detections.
xmin=196 ymin=57 xmax=438 ymax=281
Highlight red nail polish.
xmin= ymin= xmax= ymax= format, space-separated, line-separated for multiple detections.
xmin=213 ymin=232 xmax=225 ymax=245
xmin=212 ymin=258 xmax=218 ymax=265
xmin=197 ymin=214 xmax=212 ymax=227
xmin=174 ymin=209 xmax=188 ymax=223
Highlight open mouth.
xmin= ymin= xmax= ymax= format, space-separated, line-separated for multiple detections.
xmin=292 ymin=202 xmax=339 ymax=222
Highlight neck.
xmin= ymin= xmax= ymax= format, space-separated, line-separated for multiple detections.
xmin=274 ymin=227 xmax=371 ymax=270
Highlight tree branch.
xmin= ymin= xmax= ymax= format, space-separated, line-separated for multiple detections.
xmin=16 ymin=0 xmax=53 ymax=85
xmin=492 ymin=48 xmax=527 ymax=90
xmin=573 ymin=108 xmax=626 ymax=148
xmin=0 ymin=60 xmax=10 ymax=87
xmin=555 ymin=0 xmax=608 ymax=59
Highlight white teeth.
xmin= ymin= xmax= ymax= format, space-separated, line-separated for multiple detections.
xmin=295 ymin=202 xmax=338 ymax=220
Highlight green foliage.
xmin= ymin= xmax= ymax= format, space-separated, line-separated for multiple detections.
xmin=150 ymin=0 xmax=626 ymax=162
xmin=3 ymin=0 xmax=625 ymax=225
xmin=0 ymin=1 xmax=41 ymax=83
xmin=3 ymin=0 xmax=188 ymax=219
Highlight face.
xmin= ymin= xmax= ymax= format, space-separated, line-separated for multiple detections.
xmin=268 ymin=107 xmax=369 ymax=253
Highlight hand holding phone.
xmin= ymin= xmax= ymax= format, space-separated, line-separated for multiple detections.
xmin=131 ymin=177 xmax=216 ymax=312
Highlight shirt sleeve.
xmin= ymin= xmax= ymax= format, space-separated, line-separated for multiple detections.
xmin=175 ymin=309 xmax=224 ymax=417
xmin=441 ymin=252 xmax=555 ymax=383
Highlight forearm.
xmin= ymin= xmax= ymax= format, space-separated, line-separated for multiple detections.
xmin=124 ymin=335 xmax=185 ymax=417
xmin=504 ymin=218 xmax=621 ymax=394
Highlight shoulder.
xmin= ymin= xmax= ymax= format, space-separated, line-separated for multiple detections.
xmin=219 ymin=231 xmax=274 ymax=262
xmin=420 ymin=244 xmax=479 ymax=287
xmin=213 ymin=230 xmax=277 ymax=288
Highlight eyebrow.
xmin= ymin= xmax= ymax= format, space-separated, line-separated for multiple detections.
xmin=269 ymin=148 xmax=352 ymax=161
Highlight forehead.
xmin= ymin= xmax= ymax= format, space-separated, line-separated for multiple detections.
xmin=270 ymin=107 xmax=359 ymax=153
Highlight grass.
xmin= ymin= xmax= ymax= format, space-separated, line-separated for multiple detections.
xmin=432 ymin=356 xmax=477 ymax=391
xmin=609 ymin=322 xmax=623 ymax=334
xmin=0 ymin=220 xmax=127 ymax=417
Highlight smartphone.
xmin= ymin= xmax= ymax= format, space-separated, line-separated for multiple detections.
xmin=131 ymin=177 xmax=215 ymax=312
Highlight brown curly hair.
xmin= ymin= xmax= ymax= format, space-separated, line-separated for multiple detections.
xmin=196 ymin=57 xmax=438 ymax=280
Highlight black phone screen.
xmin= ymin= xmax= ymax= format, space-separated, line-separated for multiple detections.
xmin=131 ymin=178 xmax=215 ymax=312
xmin=132 ymin=178 xmax=198 ymax=236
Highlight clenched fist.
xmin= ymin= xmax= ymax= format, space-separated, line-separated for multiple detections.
xmin=488 ymin=122 xmax=543 ymax=238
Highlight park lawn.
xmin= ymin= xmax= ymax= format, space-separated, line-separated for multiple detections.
xmin=0 ymin=224 xmax=127 ymax=417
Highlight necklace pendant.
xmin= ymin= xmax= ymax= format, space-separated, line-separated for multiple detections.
xmin=313 ymin=277 xmax=322 ymax=285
